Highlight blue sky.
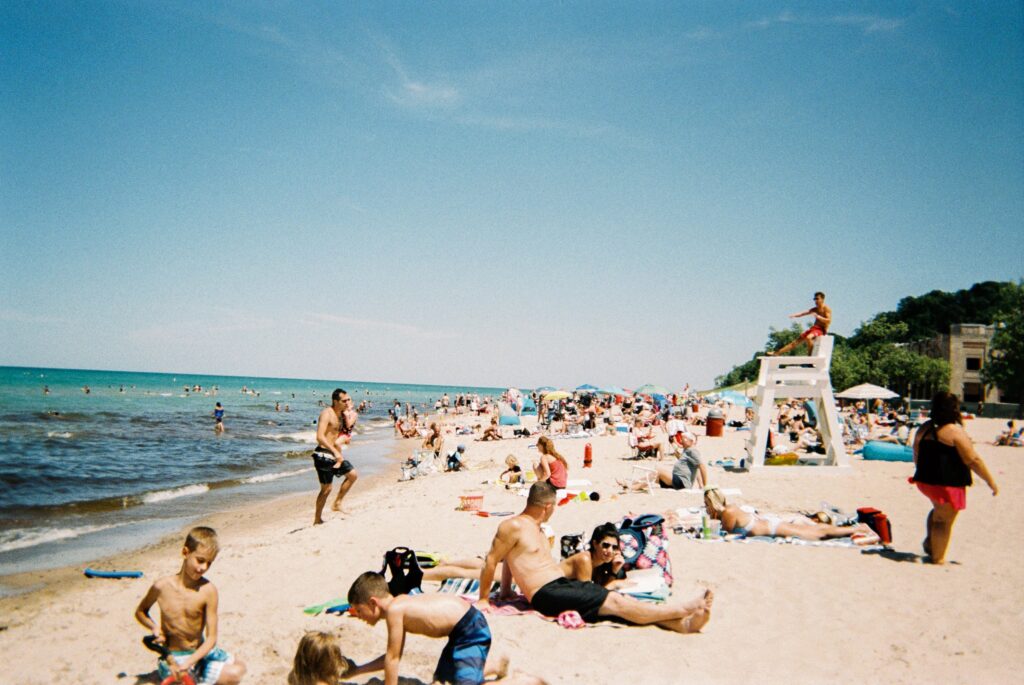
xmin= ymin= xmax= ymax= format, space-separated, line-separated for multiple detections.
xmin=2 ymin=1 xmax=1022 ymax=389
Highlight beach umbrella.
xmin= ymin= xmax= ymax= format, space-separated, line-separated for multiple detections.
xmin=598 ymin=385 xmax=626 ymax=395
xmin=835 ymin=383 xmax=899 ymax=400
xmin=635 ymin=384 xmax=670 ymax=396
xmin=542 ymin=390 xmax=572 ymax=401
xmin=535 ymin=386 xmax=556 ymax=393
xmin=575 ymin=384 xmax=599 ymax=392
xmin=718 ymin=390 xmax=753 ymax=408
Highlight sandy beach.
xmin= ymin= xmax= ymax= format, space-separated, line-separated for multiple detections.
xmin=1 ymin=411 xmax=1020 ymax=685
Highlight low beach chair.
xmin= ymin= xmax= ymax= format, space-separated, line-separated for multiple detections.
xmin=626 ymin=465 xmax=657 ymax=494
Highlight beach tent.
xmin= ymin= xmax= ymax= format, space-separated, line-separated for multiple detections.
xmin=498 ymin=404 xmax=521 ymax=426
xmin=521 ymin=396 xmax=537 ymax=415
xmin=835 ymin=383 xmax=899 ymax=400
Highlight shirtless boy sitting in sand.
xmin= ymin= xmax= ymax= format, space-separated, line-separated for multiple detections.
xmin=346 ymin=572 xmax=541 ymax=685
xmin=476 ymin=482 xmax=713 ymax=633
xmin=769 ymin=291 xmax=832 ymax=356
xmin=134 ymin=527 xmax=246 ymax=685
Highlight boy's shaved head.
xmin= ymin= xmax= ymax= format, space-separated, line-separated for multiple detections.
xmin=348 ymin=571 xmax=390 ymax=605
xmin=184 ymin=526 xmax=219 ymax=554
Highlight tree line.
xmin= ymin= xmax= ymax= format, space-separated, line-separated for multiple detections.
xmin=716 ymin=281 xmax=1023 ymax=406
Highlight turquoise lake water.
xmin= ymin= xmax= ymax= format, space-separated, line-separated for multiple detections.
xmin=0 ymin=366 xmax=503 ymax=578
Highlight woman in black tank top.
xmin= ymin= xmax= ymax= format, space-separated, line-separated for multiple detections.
xmin=912 ymin=392 xmax=999 ymax=564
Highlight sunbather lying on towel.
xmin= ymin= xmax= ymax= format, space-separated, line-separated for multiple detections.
xmin=703 ymin=487 xmax=877 ymax=542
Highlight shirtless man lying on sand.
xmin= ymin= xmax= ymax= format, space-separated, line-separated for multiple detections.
xmin=475 ymin=482 xmax=712 ymax=633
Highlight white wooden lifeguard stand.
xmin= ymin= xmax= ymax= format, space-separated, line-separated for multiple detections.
xmin=744 ymin=335 xmax=849 ymax=468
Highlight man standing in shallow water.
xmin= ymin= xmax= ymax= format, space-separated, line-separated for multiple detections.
xmin=769 ymin=291 xmax=832 ymax=356
xmin=311 ymin=388 xmax=359 ymax=525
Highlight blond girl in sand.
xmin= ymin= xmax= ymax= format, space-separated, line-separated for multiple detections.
xmin=287 ymin=631 xmax=353 ymax=685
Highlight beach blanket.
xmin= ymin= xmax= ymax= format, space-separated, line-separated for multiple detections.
xmin=692 ymin=534 xmax=883 ymax=551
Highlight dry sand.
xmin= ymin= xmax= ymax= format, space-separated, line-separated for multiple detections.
xmin=1 ymin=411 xmax=1021 ymax=684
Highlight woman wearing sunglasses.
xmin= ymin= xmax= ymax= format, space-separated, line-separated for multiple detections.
xmin=560 ymin=522 xmax=629 ymax=589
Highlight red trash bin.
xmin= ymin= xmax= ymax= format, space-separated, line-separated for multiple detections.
xmin=705 ymin=411 xmax=725 ymax=437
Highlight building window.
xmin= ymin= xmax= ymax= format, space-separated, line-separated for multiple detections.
xmin=966 ymin=357 xmax=982 ymax=371
xmin=962 ymin=382 xmax=983 ymax=402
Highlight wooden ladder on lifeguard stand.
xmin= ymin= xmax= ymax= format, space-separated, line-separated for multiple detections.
xmin=744 ymin=335 xmax=848 ymax=468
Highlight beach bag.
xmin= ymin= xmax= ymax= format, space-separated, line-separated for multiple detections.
xmin=560 ymin=532 xmax=585 ymax=560
xmin=618 ymin=514 xmax=673 ymax=587
xmin=856 ymin=507 xmax=893 ymax=545
xmin=380 ymin=547 xmax=423 ymax=595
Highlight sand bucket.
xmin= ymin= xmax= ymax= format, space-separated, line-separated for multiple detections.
xmin=459 ymin=492 xmax=484 ymax=511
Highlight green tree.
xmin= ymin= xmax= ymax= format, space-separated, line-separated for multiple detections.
xmin=982 ymin=282 xmax=1024 ymax=415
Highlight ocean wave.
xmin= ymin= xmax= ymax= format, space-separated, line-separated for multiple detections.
xmin=141 ymin=483 xmax=210 ymax=504
xmin=258 ymin=430 xmax=317 ymax=444
xmin=45 ymin=431 xmax=74 ymax=439
xmin=0 ymin=522 xmax=127 ymax=554
xmin=241 ymin=467 xmax=312 ymax=484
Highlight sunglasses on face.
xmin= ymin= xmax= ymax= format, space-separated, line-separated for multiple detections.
xmin=599 ymin=542 xmax=618 ymax=550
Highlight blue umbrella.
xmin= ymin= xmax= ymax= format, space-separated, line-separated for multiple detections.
xmin=576 ymin=384 xmax=599 ymax=392
xmin=719 ymin=390 xmax=753 ymax=408
xmin=599 ymin=385 xmax=626 ymax=395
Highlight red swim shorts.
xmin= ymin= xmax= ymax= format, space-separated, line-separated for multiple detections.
xmin=799 ymin=324 xmax=826 ymax=341
xmin=915 ymin=481 xmax=967 ymax=511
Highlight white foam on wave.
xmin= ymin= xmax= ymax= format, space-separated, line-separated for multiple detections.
xmin=241 ymin=467 xmax=312 ymax=484
xmin=0 ymin=522 xmax=127 ymax=554
xmin=159 ymin=393 xmax=173 ymax=397
xmin=142 ymin=483 xmax=210 ymax=504
xmin=258 ymin=430 xmax=317 ymax=444
xmin=46 ymin=431 xmax=74 ymax=439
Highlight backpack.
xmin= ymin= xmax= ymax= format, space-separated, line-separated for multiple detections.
xmin=380 ymin=547 xmax=423 ymax=595
xmin=618 ymin=514 xmax=673 ymax=586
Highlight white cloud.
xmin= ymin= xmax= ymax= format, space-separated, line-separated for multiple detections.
xmin=747 ymin=12 xmax=904 ymax=35
xmin=302 ymin=312 xmax=457 ymax=341
xmin=0 ymin=308 xmax=67 ymax=325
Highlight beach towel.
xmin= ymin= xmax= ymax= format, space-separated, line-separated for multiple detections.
xmin=693 ymin=533 xmax=882 ymax=551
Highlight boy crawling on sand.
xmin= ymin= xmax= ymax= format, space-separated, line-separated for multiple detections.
xmin=135 ymin=526 xmax=246 ymax=684
xmin=346 ymin=571 xmax=542 ymax=685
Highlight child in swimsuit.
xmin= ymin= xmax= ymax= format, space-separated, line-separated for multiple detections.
xmin=346 ymin=572 xmax=520 ymax=685
xmin=333 ymin=405 xmax=359 ymax=459
xmin=287 ymin=631 xmax=355 ymax=685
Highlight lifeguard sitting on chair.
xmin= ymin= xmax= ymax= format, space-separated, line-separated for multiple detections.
xmin=768 ymin=291 xmax=832 ymax=356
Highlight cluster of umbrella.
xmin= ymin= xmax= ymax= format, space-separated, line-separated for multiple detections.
xmin=527 ymin=381 xmax=900 ymax=408
xmin=532 ymin=383 xmax=675 ymax=403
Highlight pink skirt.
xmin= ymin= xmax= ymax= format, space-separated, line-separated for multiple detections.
xmin=915 ymin=481 xmax=967 ymax=511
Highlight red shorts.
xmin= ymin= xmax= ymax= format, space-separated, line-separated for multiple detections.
xmin=799 ymin=324 xmax=826 ymax=341
xmin=915 ymin=481 xmax=967 ymax=511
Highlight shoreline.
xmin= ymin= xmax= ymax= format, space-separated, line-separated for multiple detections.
xmin=1 ymin=414 xmax=1020 ymax=684
xmin=0 ymin=435 xmax=419 ymax=598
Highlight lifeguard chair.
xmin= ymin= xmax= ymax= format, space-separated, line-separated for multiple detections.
xmin=744 ymin=335 xmax=848 ymax=468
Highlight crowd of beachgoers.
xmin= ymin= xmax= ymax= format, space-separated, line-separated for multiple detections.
xmin=2 ymin=379 xmax=1016 ymax=684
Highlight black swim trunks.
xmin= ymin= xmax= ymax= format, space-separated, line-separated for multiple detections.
xmin=312 ymin=450 xmax=354 ymax=484
xmin=530 ymin=576 xmax=609 ymax=623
